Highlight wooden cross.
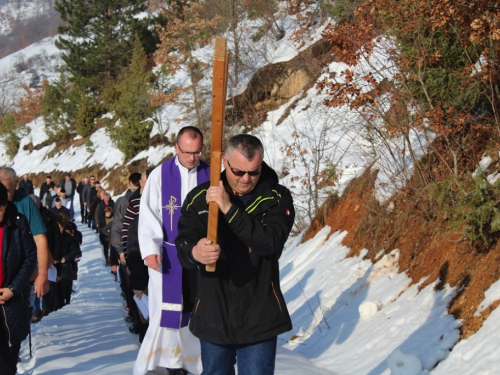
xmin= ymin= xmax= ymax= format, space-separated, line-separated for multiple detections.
xmin=206 ymin=37 xmax=229 ymax=272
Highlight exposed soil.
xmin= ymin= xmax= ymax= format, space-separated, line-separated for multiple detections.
xmin=304 ymin=138 xmax=500 ymax=340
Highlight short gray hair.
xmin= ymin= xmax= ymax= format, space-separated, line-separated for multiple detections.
xmin=225 ymin=134 xmax=264 ymax=160
xmin=0 ymin=166 xmax=17 ymax=182
xmin=30 ymin=194 xmax=41 ymax=208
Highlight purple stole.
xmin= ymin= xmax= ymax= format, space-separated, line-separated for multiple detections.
xmin=160 ymin=158 xmax=209 ymax=329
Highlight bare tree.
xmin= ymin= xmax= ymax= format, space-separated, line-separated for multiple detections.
xmin=280 ymin=102 xmax=348 ymax=232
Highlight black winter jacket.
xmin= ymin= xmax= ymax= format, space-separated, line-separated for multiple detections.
xmin=60 ymin=232 xmax=82 ymax=281
xmin=18 ymin=179 xmax=34 ymax=195
xmin=39 ymin=181 xmax=55 ymax=205
xmin=0 ymin=203 xmax=37 ymax=344
xmin=127 ymin=215 xmax=149 ymax=291
xmin=82 ymin=183 xmax=92 ymax=206
xmin=40 ymin=206 xmax=62 ymax=261
xmin=96 ymin=200 xmax=115 ymax=228
xmin=176 ymin=163 xmax=295 ymax=345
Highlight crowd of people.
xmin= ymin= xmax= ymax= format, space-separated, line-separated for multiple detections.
xmin=0 ymin=127 xmax=296 ymax=375
xmin=32 ymin=172 xmax=149 ymax=332
xmin=28 ymin=173 xmax=81 ymax=323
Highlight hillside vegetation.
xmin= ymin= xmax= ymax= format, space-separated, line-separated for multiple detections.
xmin=305 ymin=0 xmax=500 ymax=339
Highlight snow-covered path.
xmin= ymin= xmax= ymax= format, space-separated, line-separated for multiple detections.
xmin=15 ymin=194 xmax=500 ymax=375
xmin=16 ymin=204 xmax=331 ymax=375
xmin=18 ymin=221 xmax=139 ymax=374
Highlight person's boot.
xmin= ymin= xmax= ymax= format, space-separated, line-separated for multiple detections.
xmin=139 ymin=321 xmax=148 ymax=343
xmin=31 ymin=312 xmax=42 ymax=323
xmin=167 ymin=369 xmax=187 ymax=375
xmin=128 ymin=310 xmax=141 ymax=334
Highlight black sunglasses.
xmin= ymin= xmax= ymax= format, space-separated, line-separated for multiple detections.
xmin=226 ymin=160 xmax=261 ymax=177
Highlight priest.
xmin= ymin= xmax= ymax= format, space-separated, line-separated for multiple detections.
xmin=133 ymin=126 xmax=209 ymax=375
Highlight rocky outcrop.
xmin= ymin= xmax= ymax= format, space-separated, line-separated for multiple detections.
xmin=229 ymin=38 xmax=334 ymax=131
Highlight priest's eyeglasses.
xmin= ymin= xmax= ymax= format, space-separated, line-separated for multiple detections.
xmin=226 ymin=160 xmax=262 ymax=177
xmin=177 ymin=144 xmax=202 ymax=157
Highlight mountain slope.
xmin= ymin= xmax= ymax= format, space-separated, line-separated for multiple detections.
xmin=3 ymin=3 xmax=500 ymax=373
xmin=0 ymin=0 xmax=62 ymax=58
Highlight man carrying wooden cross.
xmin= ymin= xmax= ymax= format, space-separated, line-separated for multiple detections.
xmin=176 ymin=134 xmax=295 ymax=375
xmin=134 ymin=126 xmax=209 ymax=375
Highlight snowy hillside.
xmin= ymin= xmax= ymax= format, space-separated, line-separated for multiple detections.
xmin=4 ymin=4 xmax=500 ymax=375
xmin=0 ymin=36 xmax=63 ymax=110
xmin=0 ymin=0 xmax=56 ymax=35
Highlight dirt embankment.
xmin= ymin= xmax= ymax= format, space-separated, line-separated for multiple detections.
xmin=304 ymin=161 xmax=500 ymax=340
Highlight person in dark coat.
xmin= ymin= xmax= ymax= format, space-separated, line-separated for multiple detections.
xmin=96 ymin=192 xmax=115 ymax=265
xmin=39 ymin=176 xmax=55 ymax=208
xmin=176 ymin=134 xmax=295 ymax=375
xmin=77 ymin=177 xmax=89 ymax=223
xmin=123 ymin=170 xmax=151 ymax=342
xmin=59 ymin=173 xmax=77 ymax=215
xmin=30 ymin=195 xmax=62 ymax=316
xmin=83 ymin=176 xmax=95 ymax=227
xmin=87 ymin=180 xmax=101 ymax=231
xmin=17 ymin=174 xmax=34 ymax=195
xmin=58 ymin=222 xmax=82 ymax=306
xmin=65 ymin=222 xmax=82 ymax=245
xmin=59 ymin=173 xmax=77 ymax=199
xmin=0 ymin=182 xmax=37 ymax=375
xmin=29 ymin=194 xmax=62 ymax=321
xmin=50 ymin=198 xmax=71 ymax=222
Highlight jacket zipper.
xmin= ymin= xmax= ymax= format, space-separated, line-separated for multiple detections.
xmin=271 ymin=281 xmax=282 ymax=312
xmin=1 ymin=305 xmax=12 ymax=349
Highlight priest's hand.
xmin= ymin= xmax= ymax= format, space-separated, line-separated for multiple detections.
xmin=144 ymin=254 xmax=161 ymax=271
xmin=192 ymin=238 xmax=220 ymax=265
xmin=206 ymin=180 xmax=232 ymax=214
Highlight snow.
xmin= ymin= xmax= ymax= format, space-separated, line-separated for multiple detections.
xmin=0 ymin=0 xmax=54 ymax=35
xmin=0 ymin=37 xmax=61 ymax=73
xmin=475 ymin=278 xmax=500 ymax=317
xmin=387 ymin=349 xmax=423 ymax=375
xmin=12 ymin=195 xmax=497 ymax=375
xmin=432 ymin=304 xmax=500 ymax=374
xmin=473 ymin=156 xmax=494 ymax=179
xmin=20 ymin=222 xmax=138 ymax=374
xmin=4 ymin=4 xmax=500 ymax=375
xmin=0 ymin=36 xmax=63 ymax=111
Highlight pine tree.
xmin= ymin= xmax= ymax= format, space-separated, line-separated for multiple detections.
xmin=106 ymin=37 xmax=155 ymax=160
xmin=54 ymin=0 xmax=159 ymax=92
xmin=154 ymin=1 xmax=220 ymax=129
xmin=75 ymin=95 xmax=100 ymax=138
xmin=40 ymin=73 xmax=79 ymax=142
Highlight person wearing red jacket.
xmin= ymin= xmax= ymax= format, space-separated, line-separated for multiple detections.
xmin=0 ymin=182 xmax=37 ymax=375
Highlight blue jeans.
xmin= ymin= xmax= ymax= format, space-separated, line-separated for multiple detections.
xmin=200 ymin=337 xmax=277 ymax=375
xmin=30 ymin=287 xmax=41 ymax=314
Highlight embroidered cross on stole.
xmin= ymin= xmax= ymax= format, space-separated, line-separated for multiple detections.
xmin=160 ymin=158 xmax=209 ymax=328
